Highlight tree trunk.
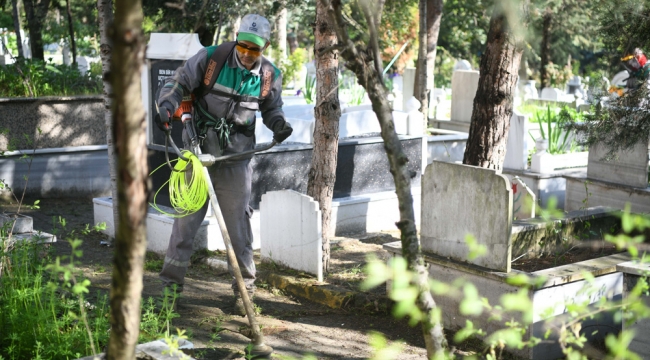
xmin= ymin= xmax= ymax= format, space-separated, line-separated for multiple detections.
xmin=11 ymin=0 xmax=24 ymax=58
xmin=214 ymin=9 xmax=224 ymax=45
xmin=65 ymin=0 xmax=77 ymax=64
xmin=462 ymin=2 xmax=529 ymax=170
xmin=230 ymin=16 xmax=241 ymax=41
xmin=275 ymin=6 xmax=288 ymax=63
xmin=415 ymin=0 xmax=428 ymax=126
xmin=23 ymin=0 xmax=52 ymax=61
xmin=307 ymin=0 xmax=340 ymax=274
xmin=426 ymin=0 xmax=442 ymax=92
xmin=323 ymin=0 xmax=448 ymax=357
xmin=539 ymin=8 xmax=552 ymax=89
xmin=105 ymin=0 xmax=147 ymax=358
xmin=98 ymin=0 xmax=118 ymax=246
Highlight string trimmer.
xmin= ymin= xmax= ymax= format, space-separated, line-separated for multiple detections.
xmin=160 ymin=104 xmax=275 ymax=359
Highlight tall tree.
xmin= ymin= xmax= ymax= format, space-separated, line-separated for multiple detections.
xmin=23 ymin=0 xmax=52 ymax=61
xmin=98 ymin=0 xmax=117 ymax=245
xmin=322 ymin=0 xmax=448 ymax=356
xmin=462 ymin=0 xmax=529 ymax=169
xmin=105 ymin=0 xmax=148 ymax=357
xmin=414 ymin=0 xmax=428 ymax=124
xmin=65 ymin=0 xmax=76 ymax=64
xmin=274 ymin=5 xmax=288 ymax=63
xmin=413 ymin=0 xmax=444 ymax=119
xmin=307 ymin=0 xmax=340 ymax=274
xmin=426 ymin=0 xmax=443 ymax=93
xmin=539 ymin=7 xmax=552 ymax=89
xmin=11 ymin=0 xmax=25 ymax=58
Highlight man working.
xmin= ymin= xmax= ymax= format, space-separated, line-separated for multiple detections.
xmin=154 ymin=14 xmax=293 ymax=315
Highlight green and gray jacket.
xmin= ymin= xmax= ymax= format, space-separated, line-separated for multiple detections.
xmin=157 ymin=43 xmax=285 ymax=159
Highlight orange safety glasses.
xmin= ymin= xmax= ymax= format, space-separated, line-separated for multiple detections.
xmin=236 ymin=41 xmax=263 ymax=57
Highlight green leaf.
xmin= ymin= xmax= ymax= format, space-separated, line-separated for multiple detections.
xmin=459 ymin=284 xmax=484 ymax=316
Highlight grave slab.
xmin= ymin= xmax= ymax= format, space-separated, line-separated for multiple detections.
xmin=587 ymin=140 xmax=649 ymax=188
xmin=511 ymin=177 xmax=535 ymax=220
xmin=421 ymin=161 xmax=513 ymax=271
xmin=617 ymin=261 xmax=650 ymax=358
xmin=260 ymin=190 xmax=323 ymax=281
xmin=0 ymin=213 xmax=33 ymax=233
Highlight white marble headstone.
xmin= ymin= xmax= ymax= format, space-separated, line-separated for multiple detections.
xmin=451 ymin=70 xmax=480 ymax=123
xmin=260 ymin=190 xmax=323 ymax=281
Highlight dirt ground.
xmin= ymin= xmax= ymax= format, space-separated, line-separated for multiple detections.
xmin=2 ymin=196 xmax=441 ymax=360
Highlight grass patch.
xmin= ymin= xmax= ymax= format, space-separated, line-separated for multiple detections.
xmin=144 ymin=251 xmax=164 ymax=272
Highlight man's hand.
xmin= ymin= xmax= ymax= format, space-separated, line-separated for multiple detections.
xmin=155 ymin=101 xmax=175 ymax=131
xmin=272 ymin=119 xmax=293 ymax=143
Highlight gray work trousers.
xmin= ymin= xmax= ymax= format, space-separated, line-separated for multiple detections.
xmin=159 ymin=159 xmax=256 ymax=295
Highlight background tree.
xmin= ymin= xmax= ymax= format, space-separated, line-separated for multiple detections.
xmin=11 ymin=0 xmax=25 ymax=58
xmin=569 ymin=0 xmax=650 ymax=154
xmin=413 ymin=0 xmax=443 ymax=121
xmin=462 ymin=0 xmax=529 ymax=169
xmin=307 ymin=0 xmax=340 ymax=274
xmin=64 ymin=0 xmax=76 ymax=64
xmin=414 ymin=0 xmax=428 ymax=123
xmin=98 ymin=0 xmax=117 ymax=245
xmin=105 ymin=0 xmax=148 ymax=357
xmin=531 ymin=0 xmax=601 ymax=89
xmin=23 ymin=0 xmax=51 ymax=61
xmin=321 ymin=0 xmax=448 ymax=356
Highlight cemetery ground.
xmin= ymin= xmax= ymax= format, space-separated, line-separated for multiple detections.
xmin=1 ymin=196 xmax=628 ymax=359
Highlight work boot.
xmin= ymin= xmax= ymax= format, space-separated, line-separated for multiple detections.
xmin=232 ymin=291 xmax=254 ymax=317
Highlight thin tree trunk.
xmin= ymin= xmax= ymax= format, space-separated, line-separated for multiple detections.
xmin=416 ymin=0 xmax=428 ymax=127
xmin=23 ymin=0 xmax=52 ymax=61
xmin=11 ymin=0 xmax=24 ymax=58
xmin=540 ymin=8 xmax=552 ymax=89
xmin=65 ymin=0 xmax=77 ymax=64
xmin=230 ymin=16 xmax=241 ymax=41
xmin=98 ymin=0 xmax=118 ymax=245
xmin=275 ymin=6 xmax=288 ymax=63
xmin=323 ymin=0 xmax=447 ymax=356
xmin=462 ymin=1 xmax=529 ymax=170
xmin=105 ymin=0 xmax=147 ymax=357
xmin=426 ymin=0 xmax=442 ymax=92
xmin=214 ymin=9 xmax=223 ymax=45
xmin=307 ymin=0 xmax=340 ymax=274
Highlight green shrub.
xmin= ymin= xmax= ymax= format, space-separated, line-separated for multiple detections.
xmin=0 ymin=58 xmax=102 ymax=98
xmin=278 ymin=48 xmax=308 ymax=88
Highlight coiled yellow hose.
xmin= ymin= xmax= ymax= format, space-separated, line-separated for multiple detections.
xmin=150 ymin=150 xmax=209 ymax=217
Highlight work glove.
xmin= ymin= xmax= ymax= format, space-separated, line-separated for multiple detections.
xmin=272 ymin=119 xmax=293 ymax=143
xmin=155 ymin=101 xmax=175 ymax=131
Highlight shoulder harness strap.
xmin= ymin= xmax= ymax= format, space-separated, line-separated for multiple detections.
xmin=196 ymin=41 xmax=236 ymax=99
xmin=260 ymin=58 xmax=275 ymax=100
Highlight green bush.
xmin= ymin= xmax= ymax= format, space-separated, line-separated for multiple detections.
xmin=277 ymin=48 xmax=308 ymax=88
xmin=0 ymin=58 xmax=102 ymax=98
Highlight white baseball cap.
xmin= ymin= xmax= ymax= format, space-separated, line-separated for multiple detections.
xmin=237 ymin=14 xmax=271 ymax=48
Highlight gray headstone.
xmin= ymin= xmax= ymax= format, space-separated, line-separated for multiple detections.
xmin=260 ymin=190 xmax=323 ymax=281
xmin=421 ymin=161 xmax=513 ymax=271
xmin=587 ymin=140 xmax=649 ymax=188
xmin=451 ymin=70 xmax=480 ymax=123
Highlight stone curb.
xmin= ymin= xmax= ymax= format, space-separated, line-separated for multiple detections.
xmin=259 ymin=272 xmax=356 ymax=309
xmin=204 ymin=257 xmax=388 ymax=312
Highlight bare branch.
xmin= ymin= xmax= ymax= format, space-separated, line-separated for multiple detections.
xmin=359 ymin=0 xmax=382 ymax=77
